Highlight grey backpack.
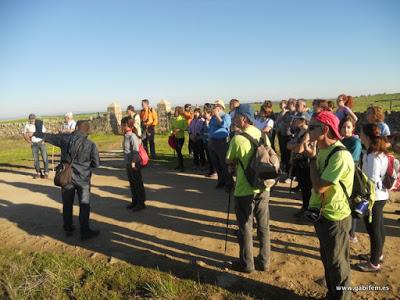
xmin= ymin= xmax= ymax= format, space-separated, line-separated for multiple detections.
xmin=238 ymin=132 xmax=280 ymax=190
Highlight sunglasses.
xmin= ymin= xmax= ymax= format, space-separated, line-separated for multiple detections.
xmin=309 ymin=125 xmax=322 ymax=131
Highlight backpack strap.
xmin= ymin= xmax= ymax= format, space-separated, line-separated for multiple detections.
xmin=237 ymin=131 xmax=261 ymax=172
xmin=323 ymin=145 xmax=352 ymax=201
xmin=240 ymin=131 xmax=261 ymax=148
xmin=323 ymin=145 xmax=347 ymax=170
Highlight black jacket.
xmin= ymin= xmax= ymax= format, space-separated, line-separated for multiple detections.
xmin=35 ymin=131 xmax=100 ymax=184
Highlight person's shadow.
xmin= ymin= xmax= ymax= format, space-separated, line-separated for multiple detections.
xmin=0 ymin=199 xmax=309 ymax=299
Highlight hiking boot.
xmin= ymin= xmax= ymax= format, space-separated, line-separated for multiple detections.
xmin=80 ymin=229 xmax=100 ymax=241
xmin=132 ymin=205 xmax=146 ymax=212
xmin=64 ymin=225 xmax=75 ymax=237
xmin=255 ymin=256 xmax=269 ymax=272
xmin=229 ymin=261 xmax=254 ymax=274
xmin=356 ymin=261 xmax=381 ymax=272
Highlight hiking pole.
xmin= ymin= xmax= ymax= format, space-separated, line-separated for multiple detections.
xmin=224 ymin=189 xmax=231 ymax=254
xmin=51 ymin=145 xmax=55 ymax=172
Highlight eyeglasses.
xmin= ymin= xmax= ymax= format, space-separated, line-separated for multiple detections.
xmin=309 ymin=125 xmax=322 ymax=131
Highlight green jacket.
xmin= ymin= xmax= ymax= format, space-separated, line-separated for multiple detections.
xmin=171 ymin=115 xmax=188 ymax=139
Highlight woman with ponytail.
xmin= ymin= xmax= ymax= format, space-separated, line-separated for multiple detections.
xmin=336 ymin=94 xmax=358 ymax=122
xmin=356 ymin=123 xmax=389 ymax=272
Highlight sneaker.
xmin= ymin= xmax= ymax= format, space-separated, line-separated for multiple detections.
xmin=80 ymin=229 xmax=100 ymax=241
xmin=132 ymin=205 xmax=146 ymax=212
xmin=358 ymin=254 xmax=383 ymax=263
xmin=356 ymin=261 xmax=381 ymax=272
xmin=349 ymin=234 xmax=358 ymax=243
xmin=33 ymin=173 xmax=41 ymax=179
xmin=43 ymin=173 xmax=49 ymax=179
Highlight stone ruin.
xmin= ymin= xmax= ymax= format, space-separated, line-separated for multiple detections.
xmin=157 ymin=99 xmax=172 ymax=133
xmin=107 ymin=102 xmax=122 ymax=134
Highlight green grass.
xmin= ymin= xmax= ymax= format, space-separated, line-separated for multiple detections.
xmin=250 ymin=92 xmax=400 ymax=113
xmin=0 ymin=132 xmax=186 ymax=166
xmin=0 ymin=247 xmax=247 ymax=300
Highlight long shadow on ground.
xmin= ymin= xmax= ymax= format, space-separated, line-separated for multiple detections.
xmin=0 ymin=198 xmax=310 ymax=300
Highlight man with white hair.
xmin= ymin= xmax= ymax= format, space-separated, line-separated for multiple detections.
xmin=61 ymin=112 xmax=77 ymax=134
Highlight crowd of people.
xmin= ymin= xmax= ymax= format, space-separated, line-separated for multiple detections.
xmin=24 ymin=95 xmax=400 ymax=300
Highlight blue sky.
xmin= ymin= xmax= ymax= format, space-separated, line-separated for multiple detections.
xmin=0 ymin=0 xmax=399 ymax=119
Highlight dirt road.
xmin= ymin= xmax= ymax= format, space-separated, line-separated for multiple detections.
xmin=0 ymin=154 xmax=399 ymax=299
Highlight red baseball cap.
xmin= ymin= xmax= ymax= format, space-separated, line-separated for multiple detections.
xmin=314 ymin=111 xmax=342 ymax=140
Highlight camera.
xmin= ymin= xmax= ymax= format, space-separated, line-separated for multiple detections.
xmin=354 ymin=199 xmax=369 ymax=217
xmin=303 ymin=208 xmax=321 ymax=223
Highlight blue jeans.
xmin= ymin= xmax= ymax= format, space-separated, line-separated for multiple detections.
xmin=31 ymin=142 xmax=49 ymax=174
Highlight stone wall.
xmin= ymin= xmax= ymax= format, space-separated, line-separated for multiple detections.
xmin=355 ymin=111 xmax=400 ymax=133
xmin=0 ymin=115 xmax=113 ymax=139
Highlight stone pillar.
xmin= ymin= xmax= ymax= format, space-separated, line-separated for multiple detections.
xmin=107 ymin=102 xmax=122 ymax=134
xmin=157 ymin=100 xmax=172 ymax=133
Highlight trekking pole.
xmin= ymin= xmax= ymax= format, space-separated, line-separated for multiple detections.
xmin=51 ymin=145 xmax=55 ymax=172
xmin=224 ymin=189 xmax=231 ymax=254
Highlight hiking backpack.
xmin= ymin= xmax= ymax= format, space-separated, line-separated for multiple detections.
xmin=324 ymin=146 xmax=376 ymax=220
xmin=237 ymin=132 xmax=280 ymax=190
xmin=382 ymin=154 xmax=400 ymax=191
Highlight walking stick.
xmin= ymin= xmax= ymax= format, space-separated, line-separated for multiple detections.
xmin=51 ymin=145 xmax=55 ymax=172
xmin=224 ymin=190 xmax=231 ymax=254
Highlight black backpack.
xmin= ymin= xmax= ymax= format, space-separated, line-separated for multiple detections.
xmin=237 ymin=132 xmax=280 ymax=190
xmin=324 ymin=146 xmax=375 ymax=218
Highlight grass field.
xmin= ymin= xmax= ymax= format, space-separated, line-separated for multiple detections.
xmin=0 ymin=133 xmax=183 ymax=167
xmin=0 ymin=247 xmax=245 ymax=299
xmin=250 ymin=92 xmax=400 ymax=113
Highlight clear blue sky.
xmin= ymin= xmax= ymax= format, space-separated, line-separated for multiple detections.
xmin=0 ymin=0 xmax=399 ymax=119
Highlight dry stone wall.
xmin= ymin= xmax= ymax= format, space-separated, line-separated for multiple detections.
xmin=0 ymin=115 xmax=113 ymax=139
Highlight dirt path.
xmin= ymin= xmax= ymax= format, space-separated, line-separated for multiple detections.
xmin=0 ymin=154 xmax=399 ymax=299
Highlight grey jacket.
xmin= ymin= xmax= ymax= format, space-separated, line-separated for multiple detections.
xmin=123 ymin=133 xmax=141 ymax=165
xmin=35 ymin=131 xmax=100 ymax=185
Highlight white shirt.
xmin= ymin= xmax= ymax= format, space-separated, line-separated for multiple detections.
xmin=62 ymin=119 xmax=76 ymax=131
xmin=23 ymin=123 xmax=46 ymax=143
xmin=362 ymin=151 xmax=389 ymax=201
xmin=134 ymin=114 xmax=142 ymax=137
xmin=254 ymin=117 xmax=274 ymax=132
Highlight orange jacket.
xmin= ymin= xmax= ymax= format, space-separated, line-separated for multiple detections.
xmin=183 ymin=111 xmax=193 ymax=125
xmin=140 ymin=108 xmax=158 ymax=127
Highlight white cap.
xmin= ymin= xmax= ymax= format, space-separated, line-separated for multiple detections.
xmin=65 ymin=112 xmax=73 ymax=118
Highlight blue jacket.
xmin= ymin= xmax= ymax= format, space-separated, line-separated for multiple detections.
xmin=209 ymin=112 xmax=231 ymax=139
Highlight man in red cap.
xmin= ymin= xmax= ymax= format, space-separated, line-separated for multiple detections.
xmin=303 ymin=110 xmax=354 ymax=300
